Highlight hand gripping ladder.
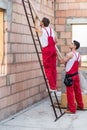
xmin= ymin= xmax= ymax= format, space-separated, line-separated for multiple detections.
xmin=22 ymin=0 xmax=65 ymax=121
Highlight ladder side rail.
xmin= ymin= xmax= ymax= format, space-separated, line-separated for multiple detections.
xmin=54 ymin=92 xmax=63 ymax=114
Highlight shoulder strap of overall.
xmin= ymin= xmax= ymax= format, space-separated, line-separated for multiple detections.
xmin=73 ymin=52 xmax=80 ymax=61
xmin=44 ymin=28 xmax=52 ymax=36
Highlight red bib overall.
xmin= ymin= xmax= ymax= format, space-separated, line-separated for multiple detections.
xmin=66 ymin=52 xmax=84 ymax=112
xmin=42 ymin=28 xmax=57 ymax=90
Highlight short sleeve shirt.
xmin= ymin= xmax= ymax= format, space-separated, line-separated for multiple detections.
xmin=39 ymin=26 xmax=55 ymax=47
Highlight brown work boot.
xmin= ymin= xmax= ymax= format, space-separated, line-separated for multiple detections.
xmin=65 ymin=110 xmax=75 ymax=114
xmin=77 ymin=107 xmax=84 ymax=110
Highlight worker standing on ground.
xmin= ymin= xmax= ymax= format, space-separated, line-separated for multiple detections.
xmin=35 ymin=17 xmax=58 ymax=92
xmin=61 ymin=40 xmax=84 ymax=113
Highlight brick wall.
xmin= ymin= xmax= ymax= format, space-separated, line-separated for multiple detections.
xmin=55 ymin=0 xmax=87 ymax=87
xmin=0 ymin=0 xmax=54 ymax=121
xmin=1 ymin=0 xmax=87 ymax=121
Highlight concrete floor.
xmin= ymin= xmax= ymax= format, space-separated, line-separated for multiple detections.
xmin=0 ymin=97 xmax=87 ymax=130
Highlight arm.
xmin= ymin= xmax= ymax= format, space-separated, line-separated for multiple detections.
xmin=55 ymin=45 xmax=63 ymax=61
xmin=60 ymin=52 xmax=73 ymax=64
xmin=34 ymin=17 xmax=42 ymax=36
xmin=52 ymin=30 xmax=63 ymax=60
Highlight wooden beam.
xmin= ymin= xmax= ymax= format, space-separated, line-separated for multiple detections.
xmin=29 ymin=0 xmax=41 ymax=21
xmin=0 ymin=10 xmax=4 ymax=64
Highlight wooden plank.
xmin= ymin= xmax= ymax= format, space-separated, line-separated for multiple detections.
xmin=61 ymin=93 xmax=87 ymax=109
xmin=29 ymin=0 xmax=41 ymax=21
xmin=0 ymin=10 xmax=3 ymax=64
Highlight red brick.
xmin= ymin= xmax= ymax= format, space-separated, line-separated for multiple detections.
xmin=12 ymin=0 xmax=22 ymax=4
xmin=56 ymin=39 xmax=65 ymax=45
xmin=56 ymin=25 xmax=65 ymax=31
xmin=0 ymin=86 xmax=10 ymax=98
xmin=13 ymin=3 xmax=24 ymax=15
xmin=59 ymin=3 xmax=80 ymax=10
xmin=56 ymin=11 xmax=66 ymax=17
xmin=60 ymin=32 xmax=71 ymax=38
xmin=40 ymin=83 xmax=46 ymax=92
xmin=8 ymin=62 xmax=40 ymax=74
xmin=15 ymin=54 xmax=32 ymax=63
xmin=10 ymin=69 xmax=42 ymax=84
xmin=11 ymin=77 xmax=44 ymax=93
xmin=11 ymin=23 xmax=30 ymax=35
xmin=66 ymin=39 xmax=72 ymax=45
xmin=0 ymin=97 xmax=8 ymax=109
xmin=56 ymin=0 xmax=75 ymax=2
xmin=29 ymin=87 xmax=39 ymax=97
xmin=0 ymin=76 xmax=6 ymax=87
xmin=58 ymin=18 xmax=66 ymax=24
xmin=76 ymin=0 xmax=87 ymax=2
xmin=12 ymin=44 xmax=35 ymax=53
xmin=56 ymin=10 xmax=87 ymax=17
xmin=66 ymin=10 xmax=87 ymax=17
xmin=61 ymin=45 xmax=70 ymax=53
xmin=7 ymin=54 xmax=14 ymax=64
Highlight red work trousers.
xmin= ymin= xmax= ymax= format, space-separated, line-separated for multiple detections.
xmin=42 ymin=46 xmax=57 ymax=90
xmin=66 ymin=74 xmax=84 ymax=113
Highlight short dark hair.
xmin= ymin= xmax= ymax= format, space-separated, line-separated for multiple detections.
xmin=42 ymin=17 xmax=50 ymax=27
xmin=73 ymin=40 xmax=80 ymax=49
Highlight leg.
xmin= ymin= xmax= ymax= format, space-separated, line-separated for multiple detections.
xmin=66 ymin=85 xmax=76 ymax=113
xmin=73 ymin=75 xmax=84 ymax=109
xmin=52 ymin=54 xmax=57 ymax=87
xmin=42 ymin=51 xmax=57 ymax=90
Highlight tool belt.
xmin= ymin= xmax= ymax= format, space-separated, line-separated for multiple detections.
xmin=64 ymin=72 xmax=78 ymax=87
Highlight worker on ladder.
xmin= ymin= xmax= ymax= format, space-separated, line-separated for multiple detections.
xmin=35 ymin=17 xmax=59 ymax=92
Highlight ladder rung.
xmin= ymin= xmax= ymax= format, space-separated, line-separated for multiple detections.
xmin=30 ymin=26 xmax=35 ymax=29
xmin=34 ymin=39 xmax=39 ymax=41
xmin=24 ymin=0 xmax=28 ymax=3
xmin=24 ymin=0 xmax=31 ymax=5
xmin=26 ymin=13 xmax=31 ymax=16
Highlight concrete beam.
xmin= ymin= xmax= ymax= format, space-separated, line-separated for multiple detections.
xmin=0 ymin=0 xmax=7 ymax=9
xmin=67 ymin=18 xmax=87 ymax=25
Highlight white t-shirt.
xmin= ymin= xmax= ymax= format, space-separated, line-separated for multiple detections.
xmin=65 ymin=52 xmax=81 ymax=72
xmin=39 ymin=26 xmax=55 ymax=47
